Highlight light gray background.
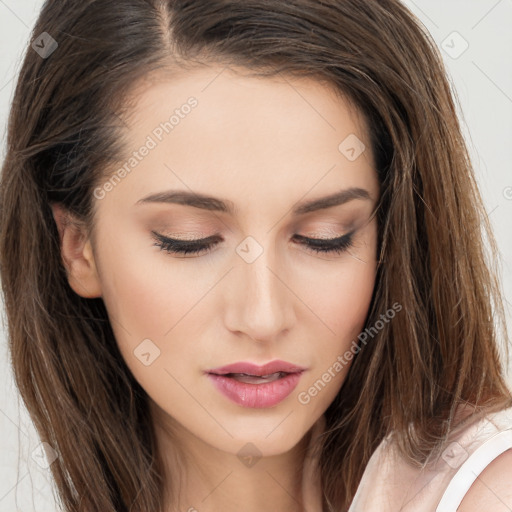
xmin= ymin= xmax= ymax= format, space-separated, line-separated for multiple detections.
xmin=1 ymin=1 xmax=511 ymax=510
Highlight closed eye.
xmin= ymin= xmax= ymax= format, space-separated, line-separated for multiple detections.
xmin=150 ymin=230 xmax=355 ymax=257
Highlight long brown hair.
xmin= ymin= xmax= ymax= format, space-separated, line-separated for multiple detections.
xmin=1 ymin=1 xmax=511 ymax=510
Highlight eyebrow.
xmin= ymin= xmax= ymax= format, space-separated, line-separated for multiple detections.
xmin=135 ymin=187 xmax=371 ymax=215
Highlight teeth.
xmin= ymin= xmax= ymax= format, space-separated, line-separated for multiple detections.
xmin=227 ymin=372 xmax=285 ymax=384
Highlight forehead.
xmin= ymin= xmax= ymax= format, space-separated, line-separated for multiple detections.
xmin=122 ymin=64 xmax=370 ymax=145
xmin=103 ymin=65 xmax=378 ymax=214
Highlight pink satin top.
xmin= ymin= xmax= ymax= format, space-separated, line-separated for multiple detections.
xmin=301 ymin=406 xmax=512 ymax=511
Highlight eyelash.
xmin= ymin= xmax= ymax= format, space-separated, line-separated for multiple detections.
xmin=151 ymin=230 xmax=355 ymax=256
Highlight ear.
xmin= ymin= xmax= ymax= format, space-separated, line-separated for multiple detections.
xmin=51 ymin=203 xmax=102 ymax=298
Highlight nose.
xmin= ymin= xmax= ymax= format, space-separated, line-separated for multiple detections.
xmin=223 ymin=241 xmax=296 ymax=343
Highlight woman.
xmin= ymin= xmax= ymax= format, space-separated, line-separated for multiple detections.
xmin=1 ymin=1 xmax=511 ymax=511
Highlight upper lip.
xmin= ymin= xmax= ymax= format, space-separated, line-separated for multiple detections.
xmin=207 ymin=360 xmax=306 ymax=377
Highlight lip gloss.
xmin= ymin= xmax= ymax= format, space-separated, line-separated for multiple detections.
xmin=207 ymin=372 xmax=303 ymax=408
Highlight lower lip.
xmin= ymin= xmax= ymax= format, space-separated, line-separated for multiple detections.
xmin=207 ymin=372 xmax=303 ymax=408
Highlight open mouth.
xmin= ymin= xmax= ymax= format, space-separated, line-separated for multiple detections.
xmin=221 ymin=371 xmax=289 ymax=384
xmin=207 ymin=370 xmax=304 ymax=408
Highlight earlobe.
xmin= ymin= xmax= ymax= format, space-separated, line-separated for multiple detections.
xmin=51 ymin=203 xmax=102 ymax=298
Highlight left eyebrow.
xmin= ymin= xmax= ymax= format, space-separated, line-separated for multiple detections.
xmin=134 ymin=187 xmax=371 ymax=215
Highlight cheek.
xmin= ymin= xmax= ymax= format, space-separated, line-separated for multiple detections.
xmin=96 ymin=228 xmax=201 ymax=337
xmin=93 ymin=231 xmax=208 ymax=376
xmin=302 ymin=259 xmax=376 ymax=374
xmin=323 ymin=260 xmax=376 ymax=338
xmin=295 ymin=227 xmax=377 ymax=399
xmin=301 ymin=224 xmax=378 ymax=342
xmin=294 ymin=259 xmax=376 ymax=413
xmin=95 ymin=245 xmax=209 ymax=408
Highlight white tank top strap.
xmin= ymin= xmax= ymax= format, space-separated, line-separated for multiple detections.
xmin=436 ymin=411 xmax=512 ymax=512
xmin=346 ymin=406 xmax=512 ymax=512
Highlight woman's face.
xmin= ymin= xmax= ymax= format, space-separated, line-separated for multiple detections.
xmin=82 ymin=65 xmax=379 ymax=456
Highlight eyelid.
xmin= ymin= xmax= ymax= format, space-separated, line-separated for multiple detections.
xmin=151 ymin=230 xmax=220 ymax=245
xmin=292 ymin=231 xmax=352 ymax=243
xmin=150 ymin=229 xmax=356 ymax=257
xmin=151 ymin=230 xmax=351 ymax=244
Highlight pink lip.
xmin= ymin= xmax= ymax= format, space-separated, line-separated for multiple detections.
xmin=205 ymin=360 xmax=306 ymax=408
xmin=207 ymin=359 xmax=307 ymax=377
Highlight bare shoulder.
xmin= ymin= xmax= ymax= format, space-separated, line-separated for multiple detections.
xmin=458 ymin=448 xmax=512 ymax=511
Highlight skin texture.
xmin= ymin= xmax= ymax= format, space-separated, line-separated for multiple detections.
xmin=52 ymin=64 xmax=380 ymax=511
